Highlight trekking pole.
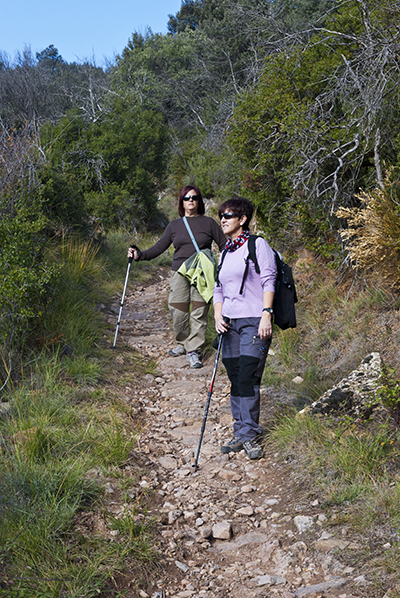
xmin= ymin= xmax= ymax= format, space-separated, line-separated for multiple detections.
xmin=192 ymin=333 xmax=223 ymax=470
xmin=112 ymin=244 xmax=140 ymax=349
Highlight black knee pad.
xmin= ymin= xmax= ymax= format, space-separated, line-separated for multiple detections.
xmin=238 ymin=355 xmax=262 ymax=397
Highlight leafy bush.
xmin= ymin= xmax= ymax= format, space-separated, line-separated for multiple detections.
xmin=376 ymin=368 xmax=400 ymax=429
xmin=42 ymin=98 xmax=170 ymax=232
xmin=0 ymin=210 xmax=59 ymax=360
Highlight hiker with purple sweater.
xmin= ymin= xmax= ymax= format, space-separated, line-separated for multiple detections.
xmin=214 ymin=197 xmax=277 ymax=459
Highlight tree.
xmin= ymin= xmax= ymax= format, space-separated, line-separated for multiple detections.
xmin=277 ymin=0 xmax=336 ymax=32
xmin=167 ymin=0 xmax=205 ymax=33
xmin=227 ymin=0 xmax=400 ymax=250
xmin=0 ymin=46 xmax=111 ymax=130
xmin=36 ymin=44 xmax=64 ymax=72
xmin=115 ymin=0 xmax=340 ymax=199
xmin=42 ymin=96 xmax=170 ymax=231
xmin=0 ymin=47 xmax=51 ymax=132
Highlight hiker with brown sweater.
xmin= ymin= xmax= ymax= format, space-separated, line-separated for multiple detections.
xmin=128 ymin=185 xmax=226 ymax=368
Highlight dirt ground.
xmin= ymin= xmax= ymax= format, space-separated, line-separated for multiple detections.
xmin=96 ymin=268 xmax=394 ymax=598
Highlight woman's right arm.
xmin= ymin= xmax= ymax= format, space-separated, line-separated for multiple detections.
xmin=214 ymin=302 xmax=229 ymax=334
xmin=127 ymin=224 xmax=173 ymax=262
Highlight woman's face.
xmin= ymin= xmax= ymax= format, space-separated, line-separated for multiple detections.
xmin=220 ymin=211 xmax=246 ymax=239
xmin=183 ymin=189 xmax=199 ymax=217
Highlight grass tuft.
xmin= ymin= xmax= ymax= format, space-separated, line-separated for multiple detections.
xmin=94 ymin=413 xmax=139 ymax=467
xmin=63 ymin=355 xmax=102 ymax=384
xmin=107 ymin=501 xmax=156 ymax=561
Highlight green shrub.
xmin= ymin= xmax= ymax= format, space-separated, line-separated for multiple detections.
xmin=0 ymin=210 xmax=59 ymax=358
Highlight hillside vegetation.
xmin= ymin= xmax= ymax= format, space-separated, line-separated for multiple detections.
xmin=1 ymin=0 xmax=400 ymax=595
xmin=2 ymin=0 xmax=400 ymax=367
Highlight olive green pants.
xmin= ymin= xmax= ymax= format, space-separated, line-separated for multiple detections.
xmin=168 ymin=271 xmax=209 ymax=354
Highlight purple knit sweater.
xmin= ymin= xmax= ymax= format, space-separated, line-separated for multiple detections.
xmin=213 ymin=237 xmax=277 ymax=319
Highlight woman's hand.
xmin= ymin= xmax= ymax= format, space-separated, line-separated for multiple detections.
xmin=214 ymin=302 xmax=229 ymax=334
xmin=127 ymin=247 xmax=139 ymax=261
xmin=258 ymin=312 xmax=272 ymax=340
xmin=215 ymin=314 xmax=230 ymax=334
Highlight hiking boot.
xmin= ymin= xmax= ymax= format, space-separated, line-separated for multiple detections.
xmin=168 ymin=345 xmax=186 ymax=357
xmin=221 ymin=436 xmax=243 ymax=454
xmin=186 ymin=351 xmax=203 ymax=368
xmin=243 ymin=439 xmax=263 ymax=460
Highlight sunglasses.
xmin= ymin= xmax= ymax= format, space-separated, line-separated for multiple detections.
xmin=183 ymin=195 xmax=200 ymax=201
xmin=219 ymin=212 xmax=237 ymax=220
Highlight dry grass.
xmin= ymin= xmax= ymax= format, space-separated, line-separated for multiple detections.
xmin=336 ymin=174 xmax=400 ymax=289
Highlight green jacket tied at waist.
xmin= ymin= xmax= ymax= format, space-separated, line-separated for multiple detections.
xmin=177 ymin=248 xmax=217 ymax=303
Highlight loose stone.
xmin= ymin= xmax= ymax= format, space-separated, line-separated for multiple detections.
xmin=168 ymin=510 xmax=183 ymax=524
xmin=293 ymin=515 xmax=314 ymax=533
xmin=212 ymin=521 xmax=232 ymax=540
xmin=264 ymin=498 xmax=279 ymax=506
xmin=175 ymin=560 xmax=190 ymax=573
xmin=241 ymin=485 xmax=254 ymax=493
xmin=294 ymin=578 xmax=347 ymax=596
xmin=236 ymin=506 xmax=254 ymax=516
xmin=256 ymin=573 xmax=287 ymax=586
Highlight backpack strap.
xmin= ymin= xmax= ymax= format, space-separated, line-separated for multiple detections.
xmin=215 ymin=247 xmax=228 ymax=287
xmin=239 ymin=235 xmax=260 ymax=295
xmin=248 ymin=235 xmax=260 ymax=273
xmin=239 ymin=258 xmax=250 ymax=295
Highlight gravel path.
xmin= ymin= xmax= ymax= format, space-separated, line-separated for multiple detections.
xmin=107 ymin=272 xmax=382 ymax=598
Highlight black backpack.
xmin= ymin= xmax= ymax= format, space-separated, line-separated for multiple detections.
xmin=216 ymin=235 xmax=298 ymax=330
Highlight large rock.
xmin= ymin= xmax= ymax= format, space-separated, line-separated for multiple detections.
xmin=212 ymin=521 xmax=232 ymax=540
xmin=299 ymin=352 xmax=382 ymax=417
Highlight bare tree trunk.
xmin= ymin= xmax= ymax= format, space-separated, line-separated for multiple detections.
xmin=374 ymin=128 xmax=384 ymax=191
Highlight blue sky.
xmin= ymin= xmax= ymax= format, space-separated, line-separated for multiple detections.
xmin=0 ymin=0 xmax=183 ymax=64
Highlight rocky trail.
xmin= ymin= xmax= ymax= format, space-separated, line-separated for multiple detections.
xmin=104 ymin=270 xmax=384 ymax=598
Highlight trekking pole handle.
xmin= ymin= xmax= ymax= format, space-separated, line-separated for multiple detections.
xmin=129 ymin=244 xmax=141 ymax=264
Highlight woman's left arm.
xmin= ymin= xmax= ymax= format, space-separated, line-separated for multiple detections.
xmin=256 ymin=238 xmax=277 ymax=340
xmin=258 ymin=291 xmax=274 ymax=340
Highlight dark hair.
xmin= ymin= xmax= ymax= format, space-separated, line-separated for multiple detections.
xmin=178 ymin=185 xmax=205 ymax=217
xmin=218 ymin=196 xmax=254 ymax=230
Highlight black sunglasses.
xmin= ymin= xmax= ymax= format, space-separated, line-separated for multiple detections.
xmin=219 ymin=212 xmax=237 ymax=220
xmin=183 ymin=195 xmax=200 ymax=201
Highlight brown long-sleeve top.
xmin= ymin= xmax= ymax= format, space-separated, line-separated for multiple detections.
xmin=140 ymin=215 xmax=227 ymax=271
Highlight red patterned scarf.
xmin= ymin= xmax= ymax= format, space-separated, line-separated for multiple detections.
xmin=225 ymin=230 xmax=250 ymax=252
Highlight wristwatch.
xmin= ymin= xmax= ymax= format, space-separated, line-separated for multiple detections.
xmin=262 ymin=307 xmax=274 ymax=315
